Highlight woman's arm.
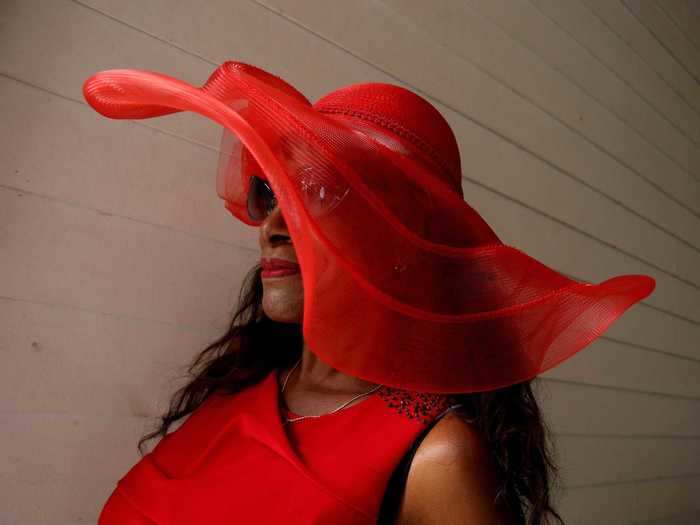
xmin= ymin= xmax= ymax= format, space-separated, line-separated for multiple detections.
xmin=394 ymin=412 xmax=516 ymax=524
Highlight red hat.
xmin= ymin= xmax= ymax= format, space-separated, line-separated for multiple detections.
xmin=83 ymin=61 xmax=656 ymax=393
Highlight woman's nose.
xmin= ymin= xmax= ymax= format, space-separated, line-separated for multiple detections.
xmin=260 ymin=204 xmax=292 ymax=247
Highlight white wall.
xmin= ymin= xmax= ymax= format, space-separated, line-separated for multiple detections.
xmin=1 ymin=0 xmax=698 ymax=523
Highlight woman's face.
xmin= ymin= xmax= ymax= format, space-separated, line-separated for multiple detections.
xmin=259 ymin=203 xmax=304 ymax=323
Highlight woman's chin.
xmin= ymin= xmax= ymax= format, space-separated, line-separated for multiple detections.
xmin=262 ymin=296 xmax=303 ymax=324
xmin=264 ymin=310 xmax=303 ymax=324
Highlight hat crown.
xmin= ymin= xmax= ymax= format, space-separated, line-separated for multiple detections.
xmin=313 ymin=83 xmax=462 ymax=193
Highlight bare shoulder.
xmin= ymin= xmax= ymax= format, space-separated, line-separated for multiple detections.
xmin=393 ymin=411 xmax=516 ymax=524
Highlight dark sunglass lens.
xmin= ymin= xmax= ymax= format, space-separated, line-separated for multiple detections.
xmin=247 ymin=175 xmax=276 ymax=220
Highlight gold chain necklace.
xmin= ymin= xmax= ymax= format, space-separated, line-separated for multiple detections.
xmin=280 ymin=359 xmax=383 ymax=425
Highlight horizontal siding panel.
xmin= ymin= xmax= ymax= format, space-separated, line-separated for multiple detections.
xmin=0 ymin=0 xmax=383 ymax=137
xmin=0 ymin=75 xmax=258 ymax=249
xmin=80 ymin=0 xmax=386 ymax=99
xmin=612 ymin=299 xmax=697 ymax=362
xmin=1 ymin=412 xmax=147 ymax=524
xmin=387 ymin=0 xmax=700 ymax=202
xmin=0 ymin=0 xmax=217 ymax=134
xmin=621 ymin=0 xmax=700 ymax=83
xmin=660 ymin=0 xmax=700 ymax=50
xmin=557 ymin=476 xmax=700 ymax=525
xmin=556 ymin=435 xmax=700 ymax=487
xmin=533 ymin=0 xmax=700 ymax=146
xmin=540 ymin=337 xmax=700 ymax=398
xmin=538 ymin=380 xmax=700 ymax=436
xmin=582 ymin=0 xmax=700 ymax=114
xmin=0 ymin=188 xmax=258 ymax=329
xmin=0 ymin=297 xmax=213 ymax=417
xmin=530 ymin=0 xmax=700 ymax=167
xmin=632 ymin=510 xmax=700 ymax=525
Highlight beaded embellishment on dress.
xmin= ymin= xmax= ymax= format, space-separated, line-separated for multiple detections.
xmin=377 ymin=386 xmax=458 ymax=425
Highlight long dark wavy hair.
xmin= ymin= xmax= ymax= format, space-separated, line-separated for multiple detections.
xmin=137 ymin=264 xmax=565 ymax=524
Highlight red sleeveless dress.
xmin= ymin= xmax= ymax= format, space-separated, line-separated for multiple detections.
xmin=98 ymin=368 xmax=459 ymax=524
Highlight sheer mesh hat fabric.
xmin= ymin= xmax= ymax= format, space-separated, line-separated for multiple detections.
xmin=82 ymin=60 xmax=656 ymax=393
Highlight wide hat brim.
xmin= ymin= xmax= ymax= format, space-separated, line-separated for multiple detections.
xmin=83 ymin=61 xmax=656 ymax=393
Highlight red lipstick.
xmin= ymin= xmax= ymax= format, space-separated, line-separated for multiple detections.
xmin=261 ymin=258 xmax=300 ymax=278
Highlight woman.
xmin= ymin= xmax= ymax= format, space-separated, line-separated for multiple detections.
xmin=84 ymin=61 xmax=655 ymax=524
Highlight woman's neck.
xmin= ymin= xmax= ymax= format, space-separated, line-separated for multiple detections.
xmin=290 ymin=342 xmax=380 ymax=395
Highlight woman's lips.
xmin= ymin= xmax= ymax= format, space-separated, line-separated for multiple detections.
xmin=261 ymin=258 xmax=300 ymax=278
xmin=261 ymin=268 xmax=300 ymax=278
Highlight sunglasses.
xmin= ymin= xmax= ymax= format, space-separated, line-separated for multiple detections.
xmin=247 ymin=175 xmax=278 ymax=221
xmin=247 ymin=168 xmax=352 ymax=222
